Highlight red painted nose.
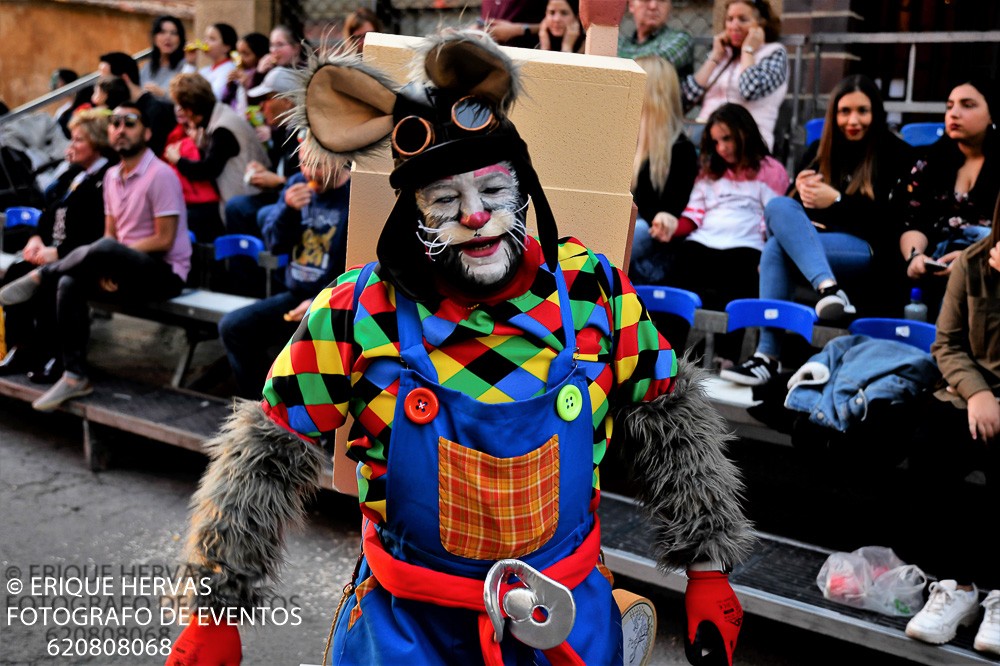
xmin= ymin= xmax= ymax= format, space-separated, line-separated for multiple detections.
xmin=462 ymin=211 xmax=491 ymax=229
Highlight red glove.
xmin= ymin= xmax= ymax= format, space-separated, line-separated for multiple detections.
xmin=165 ymin=619 xmax=242 ymax=666
xmin=684 ymin=570 xmax=742 ymax=666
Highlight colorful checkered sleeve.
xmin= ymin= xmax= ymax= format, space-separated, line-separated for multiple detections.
xmin=261 ymin=267 xmax=365 ymax=440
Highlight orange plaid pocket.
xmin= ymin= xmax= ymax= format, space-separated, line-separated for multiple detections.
xmin=438 ymin=435 xmax=559 ymax=560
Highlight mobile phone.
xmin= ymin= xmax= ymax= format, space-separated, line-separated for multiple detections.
xmin=924 ymin=259 xmax=949 ymax=271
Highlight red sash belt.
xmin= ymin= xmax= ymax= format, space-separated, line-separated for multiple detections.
xmin=363 ymin=516 xmax=602 ymax=666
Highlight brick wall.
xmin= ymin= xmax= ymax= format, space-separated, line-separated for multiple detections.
xmin=0 ymin=0 xmax=194 ymax=111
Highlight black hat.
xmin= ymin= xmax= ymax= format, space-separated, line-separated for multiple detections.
xmin=290 ymin=31 xmax=560 ymax=300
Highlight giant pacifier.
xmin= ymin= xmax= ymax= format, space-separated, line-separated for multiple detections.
xmin=483 ymin=559 xmax=576 ymax=649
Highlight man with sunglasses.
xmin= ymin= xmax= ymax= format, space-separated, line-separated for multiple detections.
xmin=0 ymin=103 xmax=191 ymax=412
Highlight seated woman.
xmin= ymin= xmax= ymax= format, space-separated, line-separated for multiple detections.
xmin=139 ymin=15 xmax=187 ymax=100
xmin=257 ymin=24 xmax=306 ymax=76
xmin=628 ymin=55 xmax=698 ymax=285
xmin=722 ymin=75 xmax=915 ymax=386
xmin=902 ymin=197 xmax=1000 ymax=653
xmin=669 ymin=103 xmax=788 ymax=363
xmin=90 ymin=76 xmax=131 ymax=111
xmin=0 ymin=109 xmax=115 ymax=382
xmin=342 ymin=7 xmax=384 ymax=54
xmin=896 ymin=77 xmax=999 ymax=315
xmin=537 ymin=0 xmax=584 ymax=54
xmin=185 ymin=23 xmax=239 ymax=100
xmin=221 ymin=32 xmax=269 ymax=114
xmin=164 ymin=73 xmax=270 ymax=241
xmin=682 ymin=0 xmax=787 ymax=151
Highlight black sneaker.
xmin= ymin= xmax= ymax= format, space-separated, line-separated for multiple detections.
xmin=720 ymin=353 xmax=779 ymax=386
xmin=815 ymin=288 xmax=856 ymax=320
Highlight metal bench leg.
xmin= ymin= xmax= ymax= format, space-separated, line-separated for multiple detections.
xmin=171 ymin=333 xmax=200 ymax=388
xmin=82 ymin=419 xmax=110 ymax=472
xmin=702 ymin=332 xmax=716 ymax=370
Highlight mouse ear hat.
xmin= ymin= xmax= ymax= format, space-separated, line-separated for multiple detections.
xmin=289 ymin=30 xmax=559 ymax=299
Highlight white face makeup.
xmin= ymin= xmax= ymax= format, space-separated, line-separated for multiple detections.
xmin=414 ymin=162 xmax=528 ymax=292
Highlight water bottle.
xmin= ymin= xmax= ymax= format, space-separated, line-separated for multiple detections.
xmin=903 ymin=287 xmax=928 ymax=322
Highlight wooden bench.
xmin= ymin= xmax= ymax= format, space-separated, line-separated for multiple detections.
xmin=0 ymin=372 xmax=336 ymax=490
xmin=90 ymin=289 xmax=258 ymax=388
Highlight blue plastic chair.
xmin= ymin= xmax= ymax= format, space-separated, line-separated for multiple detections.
xmin=804 ymin=118 xmax=825 ymax=146
xmin=213 ymin=234 xmax=289 ymax=297
xmin=635 ymin=285 xmax=702 ymax=326
xmin=2 ymin=206 xmax=42 ymax=256
xmin=4 ymin=207 xmax=41 ymax=229
xmin=900 ymin=122 xmax=945 ymax=147
xmin=848 ymin=317 xmax=936 ymax=353
xmin=725 ymin=298 xmax=819 ymax=344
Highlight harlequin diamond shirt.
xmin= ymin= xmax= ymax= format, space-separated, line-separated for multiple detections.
xmin=262 ymin=237 xmax=677 ymax=524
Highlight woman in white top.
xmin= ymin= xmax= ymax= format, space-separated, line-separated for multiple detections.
xmin=184 ymin=23 xmax=238 ymax=101
xmin=670 ymin=103 xmax=788 ymax=364
xmin=681 ymin=0 xmax=788 ymax=151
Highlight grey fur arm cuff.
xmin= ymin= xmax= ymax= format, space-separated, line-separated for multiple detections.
xmin=182 ymin=399 xmax=327 ymax=610
xmin=620 ymin=359 xmax=756 ymax=571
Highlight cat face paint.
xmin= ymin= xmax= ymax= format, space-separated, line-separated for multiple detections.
xmin=414 ymin=161 xmax=528 ymax=293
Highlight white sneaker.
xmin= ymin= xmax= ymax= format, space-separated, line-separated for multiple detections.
xmin=974 ymin=589 xmax=1000 ymax=655
xmin=905 ymin=580 xmax=980 ymax=644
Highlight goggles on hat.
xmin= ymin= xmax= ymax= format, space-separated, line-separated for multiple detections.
xmin=391 ymin=96 xmax=496 ymax=157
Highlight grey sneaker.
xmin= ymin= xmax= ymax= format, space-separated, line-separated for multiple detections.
xmin=0 ymin=269 xmax=43 ymax=306
xmin=31 ymin=373 xmax=93 ymax=412
xmin=815 ymin=288 xmax=856 ymax=320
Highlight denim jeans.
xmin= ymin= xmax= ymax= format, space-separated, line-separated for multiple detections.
xmin=758 ymin=197 xmax=872 ymax=357
xmin=218 ymin=290 xmax=302 ymax=398
xmin=629 ymin=217 xmax=678 ymax=285
xmin=39 ymin=238 xmax=184 ymax=375
xmin=932 ymin=224 xmax=992 ymax=258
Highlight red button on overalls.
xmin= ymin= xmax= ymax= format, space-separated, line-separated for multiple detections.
xmin=404 ymin=387 xmax=439 ymax=424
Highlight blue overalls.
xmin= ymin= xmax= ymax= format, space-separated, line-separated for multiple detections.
xmin=327 ymin=263 xmax=622 ymax=665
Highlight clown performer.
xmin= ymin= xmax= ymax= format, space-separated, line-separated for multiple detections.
xmin=166 ymin=30 xmax=754 ymax=666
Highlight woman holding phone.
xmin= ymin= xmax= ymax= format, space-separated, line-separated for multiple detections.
xmin=681 ymin=0 xmax=787 ymax=150
xmin=895 ymin=78 xmax=999 ymax=313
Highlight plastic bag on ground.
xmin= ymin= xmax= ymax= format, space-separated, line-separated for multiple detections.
xmin=816 ymin=546 xmax=927 ymax=617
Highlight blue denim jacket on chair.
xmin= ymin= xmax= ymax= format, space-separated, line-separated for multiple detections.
xmin=784 ymin=335 xmax=941 ymax=432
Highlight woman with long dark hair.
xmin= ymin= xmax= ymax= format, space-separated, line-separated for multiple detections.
xmin=185 ymin=22 xmax=239 ymax=100
xmin=140 ymin=15 xmax=187 ymax=99
xmin=537 ymin=0 xmax=584 ymax=54
xmin=671 ymin=103 xmax=788 ymax=365
xmin=896 ymin=78 xmax=999 ymax=311
xmin=723 ymin=75 xmax=914 ymax=386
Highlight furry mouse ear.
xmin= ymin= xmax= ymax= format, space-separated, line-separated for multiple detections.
xmin=420 ymin=31 xmax=522 ymax=114
xmin=292 ymin=52 xmax=399 ymax=168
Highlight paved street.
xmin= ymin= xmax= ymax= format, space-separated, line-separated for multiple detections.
xmin=0 ymin=315 xmax=918 ymax=665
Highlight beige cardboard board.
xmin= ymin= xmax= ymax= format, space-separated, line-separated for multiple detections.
xmin=333 ymin=33 xmax=645 ymax=496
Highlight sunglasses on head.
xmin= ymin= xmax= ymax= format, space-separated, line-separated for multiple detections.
xmin=391 ymin=96 xmax=496 ymax=157
xmin=110 ymin=113 xmax=141 ymax=129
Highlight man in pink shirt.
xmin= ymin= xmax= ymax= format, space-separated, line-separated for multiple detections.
xmin=0 ymin=102 xmax=191 ymax=411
